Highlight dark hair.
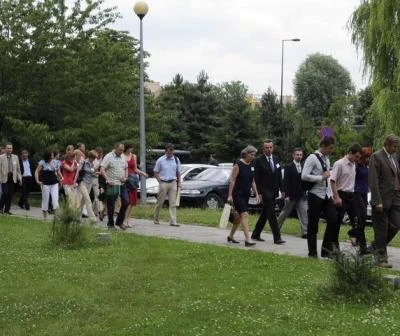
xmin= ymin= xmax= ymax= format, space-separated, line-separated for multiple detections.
xmin=43 ymin=151 xmax=53 ymax=163
xmin=165 ymin=143 xmax=174 ymax=151
xmin=319 ymin=137 xmax=335 ymax=147
xmin=263 ymin=139 xmax=273 ymax=144
xmin=95 ymin=146 xmax=103 ymax=154
xmin=347 ymin=143 xmax=362 ymax=154
xmin=292 ymin=147 xmax=303 ymax=154
xmin=123 ymin=141 xmax=134 ymax=152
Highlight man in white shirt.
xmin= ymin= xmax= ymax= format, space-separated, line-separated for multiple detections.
xmin=277 ymin=148 xmax=308 ymax=238
xmin=18 ymin=149 xmax=34 ymax=210
xmin=100 ymin=143 xmax=128 ymax=230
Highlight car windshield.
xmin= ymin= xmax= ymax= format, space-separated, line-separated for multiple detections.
xmin=192 ymin=168 xmax=231 ymax=182
xmin=180 ymin=166 xmax=191 ymax=174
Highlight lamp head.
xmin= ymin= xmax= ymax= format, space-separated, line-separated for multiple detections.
xmin=134 ymin=2 xmax=149 ymax=19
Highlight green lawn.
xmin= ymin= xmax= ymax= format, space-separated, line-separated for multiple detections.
xmin=1 ymin=217 xmax=400 ymax=335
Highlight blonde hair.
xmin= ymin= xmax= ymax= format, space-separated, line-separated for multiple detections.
xmin=66 ymin=145 xmax=74 ymax=153
xmin=88 ymin=150 xmax=98 ymax=159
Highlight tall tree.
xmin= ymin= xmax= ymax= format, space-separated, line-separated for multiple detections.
xmin=179 ymin=71 xmax=221 ymax=161
xmin=349 ymin=0 xmax=400 ymax=145
xmin=210 ymin=81 xmax=259 ymax=162
xmin=294 ymin=53 xmax=354 ymax=124
xmin=0 ymin=0 xmax=142 ymax=153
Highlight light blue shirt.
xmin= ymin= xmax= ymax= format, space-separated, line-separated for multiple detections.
xmin=22 ymin=159 xmax=32 ymax=177
xmin=154 ymin=155 xmax=181 ymax=181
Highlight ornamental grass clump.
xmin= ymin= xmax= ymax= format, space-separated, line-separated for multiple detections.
xmin=51 ymin=201 xmax=89 ymax=248
xmin=322 ymin=249 xmax=391 ymax=303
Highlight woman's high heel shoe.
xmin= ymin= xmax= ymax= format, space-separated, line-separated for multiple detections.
xmin=245 ymin=241 xmax=256 ymax=247
xmin=227 ymin=236 xmax=239 ymax=244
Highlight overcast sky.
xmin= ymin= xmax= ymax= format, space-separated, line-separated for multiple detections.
xmin=102 ymin=0 xmax=367 ymax=96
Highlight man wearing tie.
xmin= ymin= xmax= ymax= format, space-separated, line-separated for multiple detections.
xmin=0 ymin=143 xmax=22 ymax=214
xmin=252 ymin=139 xmax=285 ymax=244
xmin=369 ymin=134 xmax=400 ymax=268
xmin=18 ymin=149 xmax=34 ymax=210
xmin=277 ymin=148 xmax=308 ymax=238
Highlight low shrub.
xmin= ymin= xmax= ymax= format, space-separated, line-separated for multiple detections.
xmin=50 ymin=201 xmax=90 ymax=248
xmin=320 ymin=249 xmax=391 ymax=303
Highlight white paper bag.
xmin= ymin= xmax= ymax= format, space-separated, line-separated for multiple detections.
xmin=219 ymin=203 xmax=231 ymax=229
xmin=175 ymin=186 xmax=181 ymax=207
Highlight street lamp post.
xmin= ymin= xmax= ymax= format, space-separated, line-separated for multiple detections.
xmin=134 ymin=1 xmax=149 ymax=203
xmin=280 ymin=38 xmax=300 ymax=107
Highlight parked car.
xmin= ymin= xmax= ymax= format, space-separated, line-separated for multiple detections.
xmin=180 ymin=167 xmax=232 ymax=209
xmin=138 ymin=164 xmax=215 ymax=197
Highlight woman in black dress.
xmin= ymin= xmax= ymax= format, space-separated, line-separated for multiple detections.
xmin=227 ymin=145 xmax=260 ymax=246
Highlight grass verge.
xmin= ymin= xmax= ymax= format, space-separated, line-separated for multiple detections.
xmin=1 ymin=217 xmax=400 ymax=336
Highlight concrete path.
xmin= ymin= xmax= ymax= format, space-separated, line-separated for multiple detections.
xmin=7 ymin=206 xmax=400 ymax=270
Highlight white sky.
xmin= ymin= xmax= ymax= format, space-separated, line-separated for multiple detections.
xmin=103 ymin=0 xmax=367 ymax=96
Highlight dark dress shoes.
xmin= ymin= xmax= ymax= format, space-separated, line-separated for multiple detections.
xmin=227 ymin=236 xmax=239 ymax=244
xmin=251 ymin=236 xmax=265 ymax=242
xmin=274 ymin=239 xmax=286 ymax=245
xmin=245 ymin=241 xmax=256 ymax=247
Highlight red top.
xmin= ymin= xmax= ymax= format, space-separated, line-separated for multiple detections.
xmin=61 ymin=160 xmax=77 ymax=185
xmin=127 ymin=154 xmax=137 ymax=175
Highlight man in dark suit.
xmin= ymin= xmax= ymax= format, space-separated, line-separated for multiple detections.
xmin=18 ymin=149 xmax=34 ymax=210
xmin=277 ymin=148 xmax=308 ymax=238
xmin=252 ymin=139 xmax=285 ymax=244
xmin=369 ymin=134 xmax=400 ymax=268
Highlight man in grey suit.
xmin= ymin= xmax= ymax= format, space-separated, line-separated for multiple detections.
xmin=369 ymin=134 xmax=400 ymax=268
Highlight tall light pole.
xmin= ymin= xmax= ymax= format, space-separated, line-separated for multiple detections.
xmin=134 ymin=1 xmax=149 ymax=203
xmin=280 ymin=38 xmax=300 ymax=107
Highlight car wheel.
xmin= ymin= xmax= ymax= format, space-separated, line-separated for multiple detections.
xmin=204 ymin=193 xmax=223 ymax=209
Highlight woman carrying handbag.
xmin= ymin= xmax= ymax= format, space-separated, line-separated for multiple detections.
xmin=227 ymin=145 xmax=260 ymax=247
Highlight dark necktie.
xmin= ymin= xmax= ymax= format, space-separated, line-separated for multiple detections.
xmin=268 ymin=157 xmax=274 ymax=172
xmin=7 ymin=156 xmax=12 ymax=173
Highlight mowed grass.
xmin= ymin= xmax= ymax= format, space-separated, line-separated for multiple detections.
xmin=1 ymin=217 xmax=400 ymax=336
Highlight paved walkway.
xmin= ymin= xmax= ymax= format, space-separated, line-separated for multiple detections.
xmin=7 ymin=206 xmax=400 ymax=270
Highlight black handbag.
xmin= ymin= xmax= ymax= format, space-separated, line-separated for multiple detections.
xmin=125 ymin=174 xmax=140 ymax=191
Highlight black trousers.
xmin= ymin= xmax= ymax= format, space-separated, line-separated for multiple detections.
xmin=18 ymin=176 xmax=34 ymax=209
xmin=337 ymin=191 xmax=367 ymax=251
xmin=0 ymin=175 xmax=15 ymax=212
xmin=252 ymin=195 xmax=281 ymax=241
xmin=106 ymin=185 xmax=129 ymax=227
xmin=307 ymin=192 xmax=339 ymax=257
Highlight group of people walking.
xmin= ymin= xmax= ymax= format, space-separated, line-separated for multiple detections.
xmin=0 ymin=141 xmax=147 ymax=230
xmin=2 ymin=135 xmax=400 ymax=268
xmin=227 ymin=135 xmax=400 ymax=268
